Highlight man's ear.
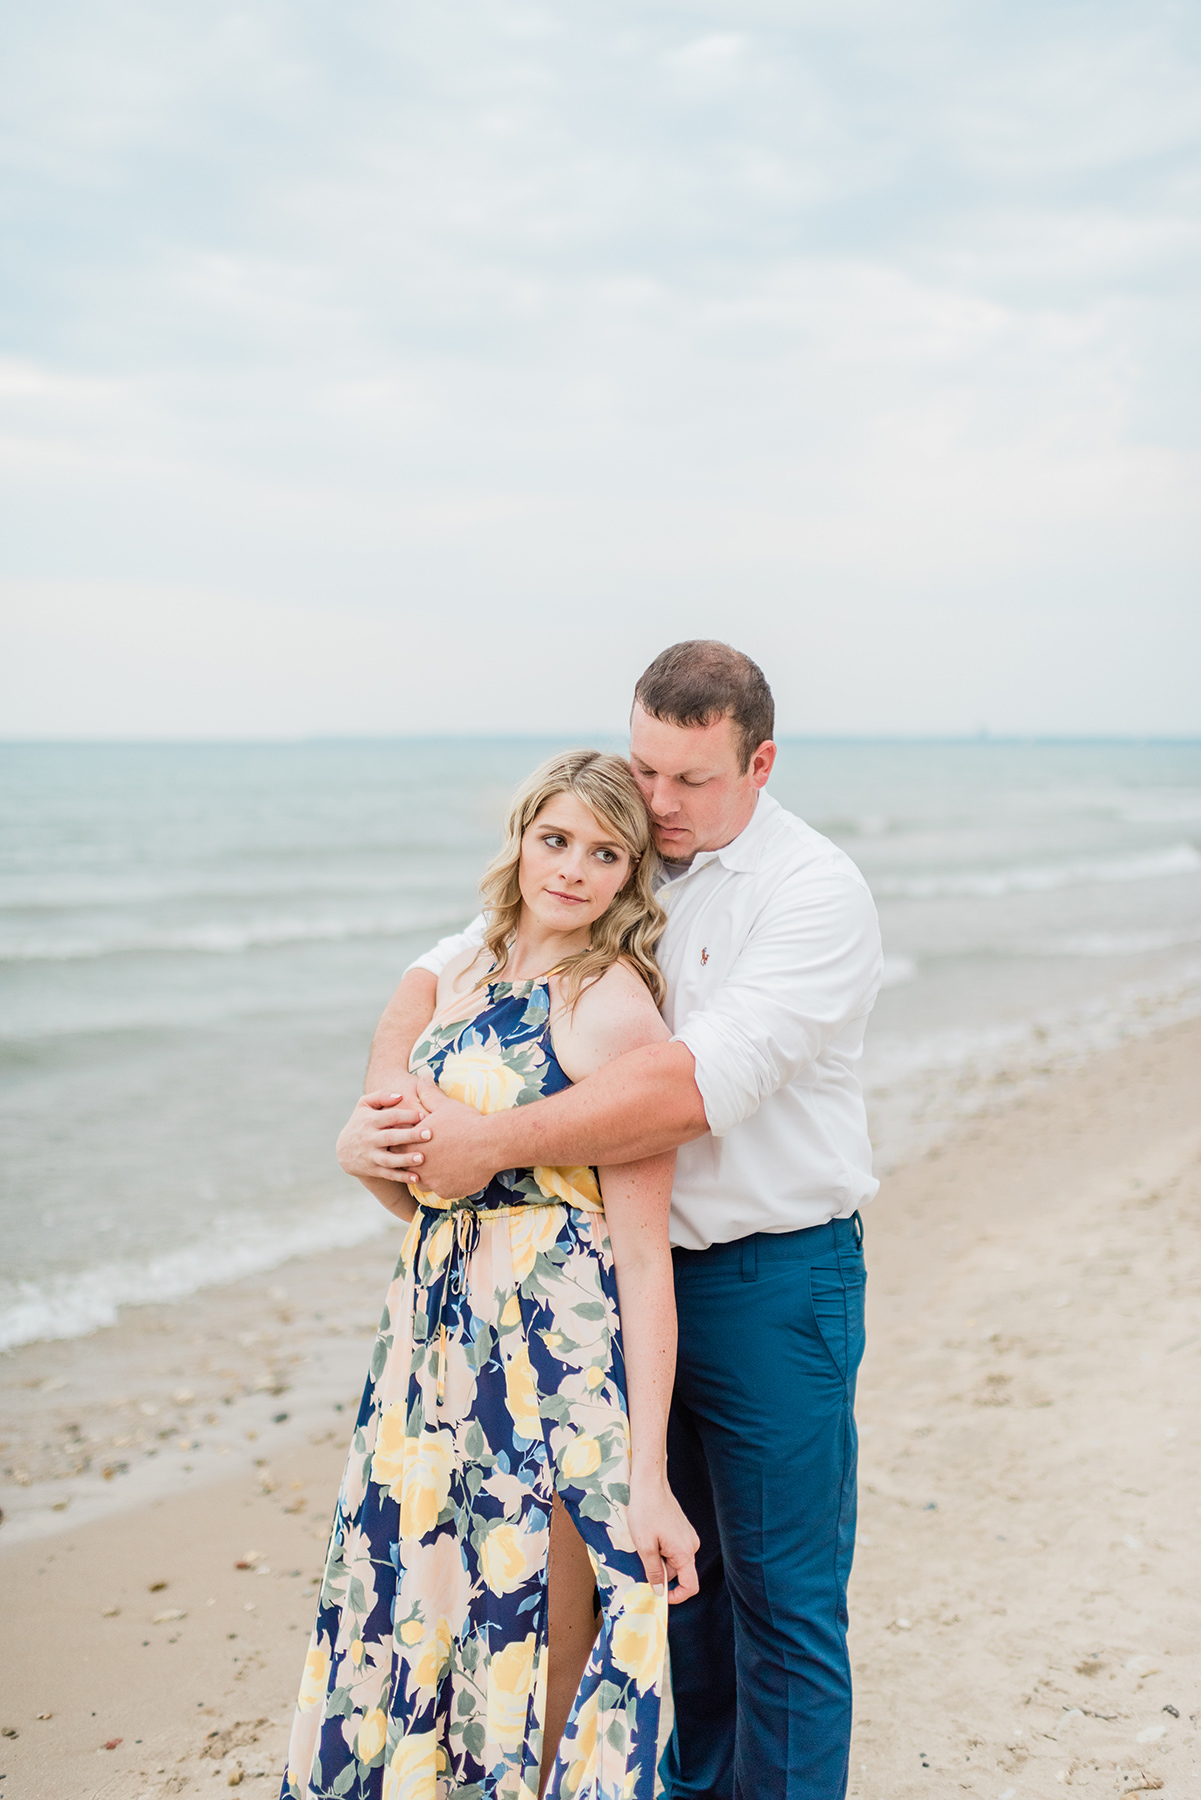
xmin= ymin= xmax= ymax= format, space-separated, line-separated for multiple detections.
xmin=749 ymin=740 xmax=777 ymax=789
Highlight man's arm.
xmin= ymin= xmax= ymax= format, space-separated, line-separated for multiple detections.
xmin=404 ymin=1040 xmax=708 ymax=1198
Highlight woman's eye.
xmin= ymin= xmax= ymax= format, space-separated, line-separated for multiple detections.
xmin=595 ymin=849 xmax=617 ymax=864
xmin=542 ymin=834 xmax=567 ymax=849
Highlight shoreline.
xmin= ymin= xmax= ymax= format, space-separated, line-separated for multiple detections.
xmin=2 ymin=1016 xmax=1199 ymax=1797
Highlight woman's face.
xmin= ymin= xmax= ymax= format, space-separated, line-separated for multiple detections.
xmin=518 ymin=792 xmax=634 ymax=938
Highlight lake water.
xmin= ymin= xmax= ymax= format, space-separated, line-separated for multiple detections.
xmin=2 ymin=737 xmax=1199 ymax=1351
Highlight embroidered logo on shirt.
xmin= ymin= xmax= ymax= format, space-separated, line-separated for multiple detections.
xmin=700 ymin=946 xmax=709 ymax=965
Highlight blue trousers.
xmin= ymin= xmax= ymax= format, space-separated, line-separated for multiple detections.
xmin=661 ymin=1216 xmax=866 ymax=1800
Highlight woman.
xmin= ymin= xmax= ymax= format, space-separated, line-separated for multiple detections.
xmin=281 ymin=750 xmax=699 ymax=1800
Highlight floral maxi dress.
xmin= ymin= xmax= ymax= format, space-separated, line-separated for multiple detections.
xmin=281 ymin=977 xmax=672 ymax=1800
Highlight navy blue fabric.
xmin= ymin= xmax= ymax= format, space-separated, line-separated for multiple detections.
xmin=661 ymin=1217 xmax=866 ymax=1800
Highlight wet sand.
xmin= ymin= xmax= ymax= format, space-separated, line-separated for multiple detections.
xmin=2 ymin=1018 xmax=1199 ymax=1799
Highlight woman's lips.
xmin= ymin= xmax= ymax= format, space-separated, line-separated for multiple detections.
xmin=547 ymin=889 xmax=587 ymax=904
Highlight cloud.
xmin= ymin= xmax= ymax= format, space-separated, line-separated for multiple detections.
xmin=1 ymin=0 xmax=1199 ymax=735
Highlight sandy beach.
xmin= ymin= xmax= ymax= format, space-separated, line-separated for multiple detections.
xmin=2 ymin=1016 xmax=1198 ymax=1800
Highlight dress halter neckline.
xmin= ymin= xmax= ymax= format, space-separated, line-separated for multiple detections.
xmin=483 ymin=969 xmax=553 ymax=991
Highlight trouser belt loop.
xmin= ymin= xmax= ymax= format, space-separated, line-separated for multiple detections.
xmin=740 ymin=1235 xmax=758 ymax=1282
xmin=834 ymin=1210 xmax=864 ymax=1277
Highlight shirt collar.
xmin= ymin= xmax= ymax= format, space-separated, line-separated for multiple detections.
xmin=670 ymin=790 xmax=778 ymax=879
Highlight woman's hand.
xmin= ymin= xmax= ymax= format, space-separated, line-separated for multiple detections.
xmin=336 ymin=1081 xmax=432 ymax=1182
xmin=626 ymin=1471 xmax=700 ymax=1604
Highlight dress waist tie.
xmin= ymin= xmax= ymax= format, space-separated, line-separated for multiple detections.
xmin=417 ymin=1197 xmax=561 ymax=1406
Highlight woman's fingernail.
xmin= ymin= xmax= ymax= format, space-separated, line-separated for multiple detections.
xmin=421 ymin=1130 xmax=431 ymax=1140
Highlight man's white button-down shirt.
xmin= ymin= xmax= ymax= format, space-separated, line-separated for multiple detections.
xmin=410 ymin=791 xmax=883 ymax=1251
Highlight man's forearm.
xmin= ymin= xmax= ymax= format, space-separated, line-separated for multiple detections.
xmin=479 ymin=1041 xmax=707 ymax=1170
xmin=364 ymin=968 xmax=438 ymax=1091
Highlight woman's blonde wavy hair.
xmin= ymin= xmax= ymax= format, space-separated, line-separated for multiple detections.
xmin=478 ymin=749 xmax=666 ymax=1008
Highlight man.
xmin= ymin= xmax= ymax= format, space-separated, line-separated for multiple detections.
xmin=337 ymin=640 xmax=883 ymax=1799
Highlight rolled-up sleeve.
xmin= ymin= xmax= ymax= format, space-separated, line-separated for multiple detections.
xmin=673 ymin=872 xmax=882 ymax=1137
xmin=405 ymin=913 xmax=486 ymax=977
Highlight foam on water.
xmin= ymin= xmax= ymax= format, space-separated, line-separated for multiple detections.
xmin=0 ymin=1195 xmax=394 ymax=1354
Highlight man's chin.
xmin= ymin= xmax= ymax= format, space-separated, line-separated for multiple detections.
xmin=653 ymin=832 xmax=693 ymax=860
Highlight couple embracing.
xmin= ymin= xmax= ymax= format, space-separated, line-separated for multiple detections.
xmin=281 ymin=640 xmax=883 ymax=1800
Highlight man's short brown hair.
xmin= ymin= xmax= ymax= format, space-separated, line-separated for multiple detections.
xmin=633 ymin=640 xmax=775 ymax=772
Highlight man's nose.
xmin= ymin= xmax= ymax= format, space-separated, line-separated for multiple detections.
xmin=649 ymin=780 xmax=679 ymax=818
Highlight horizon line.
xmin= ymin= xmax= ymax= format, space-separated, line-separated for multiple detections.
xmin=2 ymin=732 xmax=1200 ymax=749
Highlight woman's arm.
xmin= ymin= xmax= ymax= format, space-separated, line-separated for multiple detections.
xmin=337 ymin=946 xmax=491 ymax=1207
xmin=599 ymin=1151 xmax=699 ymax=1600
xmin=358 ymin=1173 xmax=419 ymax=1223
xmin=337 ymin=969 xmax=439 ymax=1193
xmin=554 ymin=963 xmax=697 ymax=1596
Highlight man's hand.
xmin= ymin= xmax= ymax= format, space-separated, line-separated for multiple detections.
xmin=408 ymin=1077 xmax=504 ymax=1199
xmin=336 ymin=1081 xmax=433 ymax=1184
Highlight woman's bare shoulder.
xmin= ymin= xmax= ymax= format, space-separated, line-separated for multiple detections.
xmin=552 ymin=958 xmax=668 ymax=1082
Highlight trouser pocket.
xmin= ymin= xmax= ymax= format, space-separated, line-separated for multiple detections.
xmin=806 ymin=1261 xmax=866 ymax=1386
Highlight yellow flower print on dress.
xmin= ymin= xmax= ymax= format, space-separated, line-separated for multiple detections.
xmin=486 ymin=1634 xmax=537 ymax=1752
xmin=297 ymin=1633 xmax=332 ymax=1711
xmin=563 ymin=1686 xmax=600 ymax=1789
xmin=503 ymin=1345 xmax=542 ymax=1441
xmin=438 ymin=1045 xmax=525 ymax=1114
xmin=382 ymin=1729 xmax=437 ymax=1800
xmin=354 ymin=1707 xmax=387 ymax=1763
xmin=423 ymin=1214 xmax=455 ymax=1270
xmin=559 ymin=1435 xmax=602 ymax=1480
xmin=611 ymin=1583 xmax=669 ymax=1694
xmin=479 ymin=1519 xmax=549 ymax=1596
xmin=369 ymin=1402 xmax=408 ymax=1498
xmin=508 ymin=1202 xmax=567 ymax=1281
xmin=479 ymin=1520 xmax=527 ymax=1595
xmin=532 ymin=1163 xmax=602 ymax=1210
xmin=398 ymin=1432 xmax=456 ymax=1539
xmin=408 ymin=1618 xmax=451 ymax=1696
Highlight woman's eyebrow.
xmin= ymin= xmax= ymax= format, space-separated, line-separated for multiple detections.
xmin=536 ymin=816 xmax=625 ymax=851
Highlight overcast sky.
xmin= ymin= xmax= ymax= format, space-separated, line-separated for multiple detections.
xmin=2 ymin=0 xmax=1199 ymax=738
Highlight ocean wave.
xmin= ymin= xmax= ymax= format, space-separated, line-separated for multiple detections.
xmin=874 ymin=842 xmax=1201 ymax=901
xmin=0 ymin=1196 xmax=395 ymax=1353
xmin=0 ymin=910 xmax=472 ymax=964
